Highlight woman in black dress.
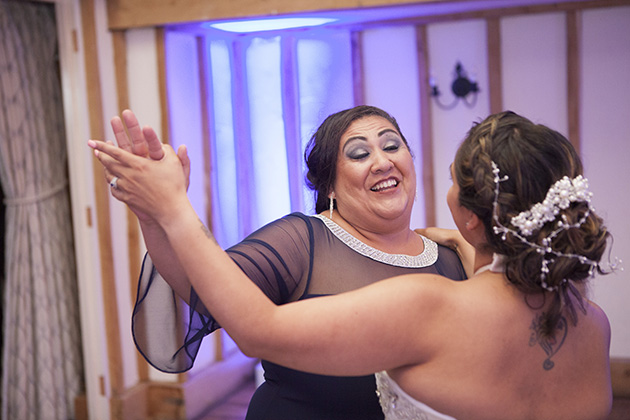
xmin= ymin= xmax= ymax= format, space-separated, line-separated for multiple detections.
xmin=106 ymin=105 xmax=467 ymax=419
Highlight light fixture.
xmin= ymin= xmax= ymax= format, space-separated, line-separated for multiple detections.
xmin=429 ymin=62 xmax=479 ymax=110
xmin=206 ymin=17 xmax=338 ymax=33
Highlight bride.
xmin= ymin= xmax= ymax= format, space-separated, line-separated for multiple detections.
xmin=89 ymin=111 xmax=614 ymax=420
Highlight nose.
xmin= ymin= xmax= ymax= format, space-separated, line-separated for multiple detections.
xmin=371 ymin=150 xmax=394 ymax=173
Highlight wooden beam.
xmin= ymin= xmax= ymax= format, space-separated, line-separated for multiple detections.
xmin=111 ymin=29 xmax=150 ymax=384
xmin=197 ymin=35 xmax=215 ymax=261
xmin=80 ymin=0 xmax=124 ymax=398
xmin=486 ymin=16 xmax=503 ymax=114
xmin=106 ymin=0 xmax=450 ymax=29
xmin=112 ymin=31 xmax=129 ymax=111
xmin=415 ymin=24 xmax=436 ymax=227
xmin=106 ymin=0 xmax=630 ymax=31
xmin=156 ymin=27 xmax=170 ymax=146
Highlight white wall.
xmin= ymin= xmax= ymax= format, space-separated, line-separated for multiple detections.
xmin=117 ymin=5 xmax=630 ymax=371
xmin=427 ymin=19 xmax=491 ymax=229
xmin=425 ymin=7 xmax=630 ymax=357
xmin=363 ymin=25 xmax=425 ymax=227
xmin=580 ymin=6 xmax=630 ymax=358
xmin=501 ymin=12 xmax=568 ymax=132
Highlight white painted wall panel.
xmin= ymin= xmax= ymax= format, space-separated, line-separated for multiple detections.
xmin=427 ymin=19 xmax=491 ymax=229
xmin=501 ymin=13 xmax=568 ymax=134
xmin=580 ymin=6 xmax=630 ymax=358
xmin=363 ymin=25 xmax=425 ymax=227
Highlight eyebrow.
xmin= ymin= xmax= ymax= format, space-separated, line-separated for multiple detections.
xmin=342 ymin=128 xmax=399 ymax=152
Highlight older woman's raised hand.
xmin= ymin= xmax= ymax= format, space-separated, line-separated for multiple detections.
xmin=99 ymin=109 xmax=191 ymax=223
xmin=88 ymin=138 xmax=191 ymax=226
xmin=110 ymin=110 xmax=191 ymax=188
xmin=111 ymin=109 xmax=165 ymax=160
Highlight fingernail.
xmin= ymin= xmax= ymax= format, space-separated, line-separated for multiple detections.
xmin=87 ymin=140 xmax=96 ymax=148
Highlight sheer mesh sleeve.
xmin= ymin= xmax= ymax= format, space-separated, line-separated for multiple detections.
xmin=432 ymin=244 xmax=468 ymax=281
xmin=131 ymin=213 xmax=313 ymax=373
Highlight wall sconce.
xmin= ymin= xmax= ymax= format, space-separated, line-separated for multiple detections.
xmin=429 ymin=62 xmax=479 ymax=110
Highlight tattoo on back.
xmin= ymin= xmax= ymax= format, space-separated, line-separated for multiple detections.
xmin=528 ymin=313 xmax=568 ymax=371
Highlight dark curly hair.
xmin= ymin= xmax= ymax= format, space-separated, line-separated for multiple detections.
xmin=304 ymin=105 xmax=409 ymax=214
xmin=453 ymin=111 xmax=611 ymax=338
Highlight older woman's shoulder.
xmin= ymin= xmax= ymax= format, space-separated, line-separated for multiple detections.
xmin=432 ymin=243 xmax=468 ymax=280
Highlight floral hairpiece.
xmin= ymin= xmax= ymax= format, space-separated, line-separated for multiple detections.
xmin=490 ymin=162 xmax=599 ymax=292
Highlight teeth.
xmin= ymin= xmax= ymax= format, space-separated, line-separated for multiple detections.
xmin=371 ymin=179 xmax=398 ymax=191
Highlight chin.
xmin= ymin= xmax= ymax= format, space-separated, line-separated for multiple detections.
xmin=376 ymin=204 xmax=413 ymax=221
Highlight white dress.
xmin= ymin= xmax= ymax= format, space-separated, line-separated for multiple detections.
xmin=375 ymin=371 xmax=457 ymax=420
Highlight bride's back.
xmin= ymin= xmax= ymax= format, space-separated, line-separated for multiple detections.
xmin=391 ymin=274 xmax=612 ymax=420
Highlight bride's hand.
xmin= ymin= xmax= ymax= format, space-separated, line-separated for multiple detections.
xmin=88 ymin=139 xmax=190 ymax=226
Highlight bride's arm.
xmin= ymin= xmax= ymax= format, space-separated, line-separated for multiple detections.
xmin=161 ymin=201 xmax=443 ymax=376
xmin=89 ymin=140 xmax=444 ymax=376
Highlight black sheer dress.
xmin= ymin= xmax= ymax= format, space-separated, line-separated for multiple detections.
xmin=132 ymin=212 xmax=467 ymax=420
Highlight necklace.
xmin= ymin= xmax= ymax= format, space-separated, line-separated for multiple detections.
xmin=313 ymin=214 xmax=438 ymax=268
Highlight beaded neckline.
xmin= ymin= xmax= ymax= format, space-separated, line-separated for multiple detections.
xmin=313 ymin=214 xmax=438 ymax=268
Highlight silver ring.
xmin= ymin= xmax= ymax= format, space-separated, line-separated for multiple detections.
xmin=109 ymin=176 xmax=119 ymax=189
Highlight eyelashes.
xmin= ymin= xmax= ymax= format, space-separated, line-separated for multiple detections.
xmin=346 ymin=140 xmax=402 ymax=160
xmin=348 ymin=150 xmax=369 ymax=160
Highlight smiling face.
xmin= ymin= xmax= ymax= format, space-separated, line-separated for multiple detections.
xmin=332 ymin=115 xmax=416 ymax=231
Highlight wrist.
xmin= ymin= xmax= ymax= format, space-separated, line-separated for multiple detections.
xmin=157 ymin=200 xmax=200 ymax=236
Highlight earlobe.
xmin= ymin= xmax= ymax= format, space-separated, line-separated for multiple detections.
xmin=466 ymin=213 xmax=481 ymax=231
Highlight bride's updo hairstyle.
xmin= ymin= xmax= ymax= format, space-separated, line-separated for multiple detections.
xmin=305 ymin=105 xmax=410 ymax=214
xmin=453 ymin=111 xmax=610 ymax=337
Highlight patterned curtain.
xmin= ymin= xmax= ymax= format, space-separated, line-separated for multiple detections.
xmin=0 ymin=2 xmax=84 ymax=419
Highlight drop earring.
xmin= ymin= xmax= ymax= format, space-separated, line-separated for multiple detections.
xmin=329 ymin=194 xmax=334 ymax=219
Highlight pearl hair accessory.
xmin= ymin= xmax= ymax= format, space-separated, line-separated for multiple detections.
xmin=490 ymin=162 xmax=601 ymax=292
xmin=510 ymin=175 xmax=592 ymax=236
